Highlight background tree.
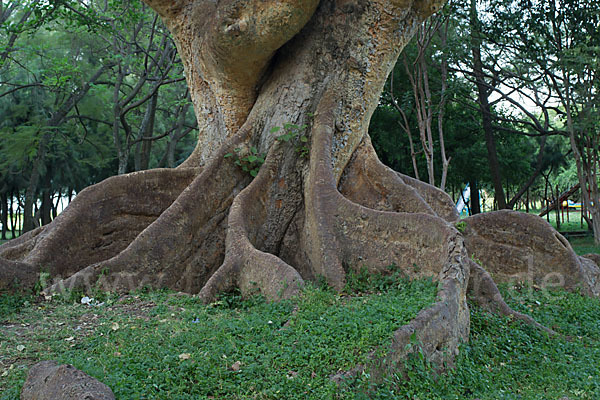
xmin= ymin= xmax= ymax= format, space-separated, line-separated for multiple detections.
xmin=393 ymin=13 xmax=451 ymax=190
xmin=519 ymin=0 xmax=600 ymax=241
xmin=471 ymin=0 xmax=600 ymax=238
xmin=0 ymin=0 xmax=197 ymax=233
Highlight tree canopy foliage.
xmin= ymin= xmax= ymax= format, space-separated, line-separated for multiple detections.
xmin=370 ymin=0 xmax=598 ymax=224
xmin=0 ymin=0 xmax=197 ymax=235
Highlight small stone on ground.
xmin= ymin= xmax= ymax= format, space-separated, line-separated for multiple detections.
xmin=21 ymin=360 xmax=115 ymax=400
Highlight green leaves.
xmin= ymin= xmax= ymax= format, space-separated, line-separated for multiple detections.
xmin=272 ymin=121 xmax=310 ymax=157
xmin=224 ymin=146 xmax=265 ymax=178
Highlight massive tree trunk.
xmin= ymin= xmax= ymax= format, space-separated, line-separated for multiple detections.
xmin=1 ymin=0 xmax=599 ymax=377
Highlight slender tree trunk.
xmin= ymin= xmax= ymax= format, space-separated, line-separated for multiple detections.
xmin=33 ymin=201 xmax=40 ymax=229
xmin=0 ymin=192 xmax=7 ymax=240
xmin=52 ymin=189 xmax=60 ymax=220
xmin=592 ymin=211 xmax=600 ymax=244
xmin=135 ymin=91 xmax=159 ymax=171
xmin=437 ymin=17 xmax=450 ymax=192
xmin=41 ymin=192 xmax=52 ymax=226
xmin=470 ymin=180 xmax=481 ymax=215
xmin=566 ymin=114 xmax=598 ymax=242
xmin=555 ymin=185 xmax=561 ymax=231
xmin=157 ymin=94 xmax=194 ymax=168
xmin=545 ymin=179 xmax=550 ymax=222
xmin=390 ymin=70 xmax=420 ymax=181
xmin=506 ymin=137 xmax=547 ymax=209
xmin=161 ymin=136 xmax=177 ymax=168
xmin=9 ymin=193 xmax=15 ymax=238
xmin=117 ymin=148 xmax=129 ymax=175
xmin=540 ymin=4 xmax=600 ymax=242
xmin=113 ymin=67 xmax=128 ymax=175
xmin=402 ymin=31 xmax=436 ymax=186
xmin=0 ymin=4 xmax=34 ymax=67
xmin=22 ymin=63 xmax=113 ymax=232
xmin=22 ymin=135 xmax=49 ymax=232
xmin=469 ymin=0 xmax=507 ymax=209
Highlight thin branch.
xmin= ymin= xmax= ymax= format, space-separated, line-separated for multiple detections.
xmin=0 ymin=82 xmax=45 ymax=98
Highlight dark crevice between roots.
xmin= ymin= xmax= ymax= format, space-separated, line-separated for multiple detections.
xmin=198 ymin=134 xmax=307 ymax=303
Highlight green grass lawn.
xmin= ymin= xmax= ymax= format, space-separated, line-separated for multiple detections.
xmin=375 ymin=285 xmax=600 ymax=400
xmin=520 ymin=208 xmax=590 ymax=232
xmin=0 ymin=231 xmax=19 ymax=245
xmin=1 ymin=274 xmax=599 ymax=399
xmin=0 ymin=270 xmax=438 ymax=399
xmin=568 ymin=236 xmax=600 ymax=256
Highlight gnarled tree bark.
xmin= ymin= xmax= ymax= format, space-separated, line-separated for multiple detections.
xmin=2 ymin=0 xmax=599 ymax=378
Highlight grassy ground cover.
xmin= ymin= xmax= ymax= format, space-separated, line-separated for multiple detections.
xmin=569 ymin=236 xmax=600 ymax=256
xmin=521 ymin=208 xmax=589 ymax=232
xmin=0 ymin=231 xmax=19 ymax=245
xmin=366 ymin=285 xmax=600 ymax=399
xmin=1 ymin=268 xmax=599 ymax=399
xmin=0 ymin=269 xmax=438 ymax=399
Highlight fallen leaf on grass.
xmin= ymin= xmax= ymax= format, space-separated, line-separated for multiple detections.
xmin=1 ymin=365 xmax=14 ymax=377
xmin=179 ymin=353 xmax=191 ymax=360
